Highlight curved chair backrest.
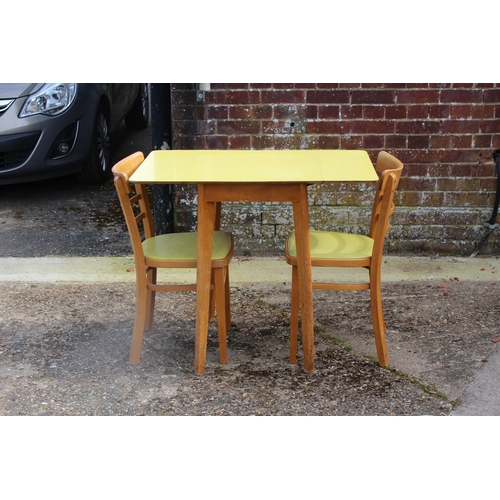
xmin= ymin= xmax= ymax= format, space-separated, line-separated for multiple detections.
xmin=369 ymin=151 xmax=404 ymax=260
xmin=112 ymin=151 xmax=154 ymax=263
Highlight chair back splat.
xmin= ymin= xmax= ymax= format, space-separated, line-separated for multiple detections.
xmin=285 ymin=150 xmax=404 ymax=367
xmin=112 ymin=152 xmax=234 ymax=367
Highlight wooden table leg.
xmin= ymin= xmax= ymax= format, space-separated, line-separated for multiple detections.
xmin=292 ymin=183 xmax=315 ymax=374
xmin=194 ymin=184 xmax=215 ymax=375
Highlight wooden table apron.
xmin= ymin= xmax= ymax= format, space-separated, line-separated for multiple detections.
xmin=129 ymin=150 xmax=378 ymax=375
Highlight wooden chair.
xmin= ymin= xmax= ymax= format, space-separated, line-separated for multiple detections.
xmin=112 ymin=152 xmax=234 ymax=366
xmin=285 ymin=151 xmax=404 ymax=367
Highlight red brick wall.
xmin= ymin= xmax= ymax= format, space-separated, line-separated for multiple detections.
xmin=171 ymin=83 xmax=500 ymax=256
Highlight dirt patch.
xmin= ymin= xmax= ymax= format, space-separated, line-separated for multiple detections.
xmin=2 ymin=277 xmax=497 ymax=416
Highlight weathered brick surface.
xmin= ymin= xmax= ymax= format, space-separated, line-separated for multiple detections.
xmin=170 ymin=83 xmax=500 ymax=256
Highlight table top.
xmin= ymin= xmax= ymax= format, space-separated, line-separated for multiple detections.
xmin=129 ymin=149 xmax=378 ymax=184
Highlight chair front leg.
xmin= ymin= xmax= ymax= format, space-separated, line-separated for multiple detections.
xmin=130 ymin=271 xmax=148 ymax=365
xmin=209 ymin=269 xmax=216 ymax=322
xmin=290 ymin=264 xmax=300 ymax=364
xmin=213 ymin=267 xmax=228 ymax=364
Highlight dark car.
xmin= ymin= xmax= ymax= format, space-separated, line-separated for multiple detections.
xmin=0 ymin=83 xmax=149 ymax=185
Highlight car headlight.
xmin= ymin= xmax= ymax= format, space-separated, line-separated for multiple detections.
xmin=19 ymin=83 xmax=77 ymax=117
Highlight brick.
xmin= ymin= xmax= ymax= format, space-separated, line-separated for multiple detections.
xmin=229 ymin=106 xmax=252 ymax=119
xmin=340 ymin=135 xmax=363 ymax=149
xmin=450 ymin=104 xmax=472 ymax=119
xmin=173 ymin=89 xmax=197 ymax=105
xmin=403 ymin=164 xmax=428 ymax=176
xmin=172 ymin=83 xmax=194 ymax=91
xmin=472 ymin=104 xmax=494 ymax=119
xmin=206 ymin=105 xmax=228 ymax=119
xmin=251 ymin=135 xmax=274 ymax=149
xmin=408 ymin=105 xmax=429 ymax=119
xmin=436 ymin=178 xmax=481 ymax=191
xmin=393 ymin=149 xmax=435 ymax=163
xmin=396 ymin=120 xmax=441 ymax=134
xmin=445 ymin=191 xmax=490 ymax=206
xmin=429 ymin=135 xmax=452 ymax=148
xmin=217 ymin=120 xmax=261 ymax=134
xmin=222 ymin=83 xmax=250 ymax=89
xmin=399 ymin=177 xmax=437 ymax=191
xmin=229 ymin=135 xmax=251 ymax=149
xmin=451 ymin=135 xmax=472 ymax=148
xmin=481 ymin=120 xmax=500 ymax=133
xmin=386 ymin=105 xmax=406 ymax=119
xmin=298 ymin=135 xmax=320 ymax=149
xmin=429 ymin=104 xmax=450 ymax=118
xmin=398 ymin=90 xmax=440 ymax=103
xmin=306 ymin=90 xmax=350 ymax=103
xmin=440 ymin=120 xmax=481 ymax=134
xmin=206 ymin=135 xmax=229 ymax=149
xmin=351 ymin=120 xmax=394 ymax=134
xmin=173 ymin=105 xmax=196 ymax=119
xmin=440 ymin=89 xmax=483 ymax=103
xmin=408 ymin=135 xmax=429 ymax=149
xmin=308 ymin=121 xmax=350 ymax=134
xmin=474 ymin=135 xmax=492 ymax=148
xmin=363 ymin=106 xmax=385 ymax=119
xmin=253 ymin=105 xmax=273 ymax=119
xmin=483 ymin=89 xmax=500 ymax=102
xmin=437 ymin=149 xmax=481 ymax=162
xmin=318 ymin=105 xmax=341 ymax=119
xmin=362 ymin=83 xmax=405 ymax=89
xmin=272 ymin=83 xmax=295 ymax=89
xmin=385 ymin=135 xmax=407 ymax=148
xmin=351 ymin=90 xmax=395 ymax=104
xmin=341 ymin=105 xmax=363 ymax=119
xmin=317 ymin=135 xmax=340 ymax=149
xmin=274 ymin=105 xmax=313 ymax=119
xmin=261 ymin=90 xmax=306 ymax=104
xmin=225 ymin=90 xmax=261 ymax=104
xmin=273 ymin=135 xmax=303 ymax=149
xmin=363 ymin=135 xmax=385 ymax=149
xmin=317 ymin=83 xmax=342 ymax=89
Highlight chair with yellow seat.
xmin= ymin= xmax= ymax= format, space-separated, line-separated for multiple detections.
xmin=112 ymin=151 xmax=234 ymax=366
xmin=285 ymin=150 xmax=404 ymax=367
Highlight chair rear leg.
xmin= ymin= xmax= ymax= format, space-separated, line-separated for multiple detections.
xmin=214 ymin=267 xmax=228 ymax=364
xmin=224 ymin=266 xmax=231 ymax=331
xmin=145 ymin=267 xmax=157 ymax=331
xmin=369 ymin=268 xmax=389 ymax=367
xmin=290 ymin=265 xmax=300 ymax=364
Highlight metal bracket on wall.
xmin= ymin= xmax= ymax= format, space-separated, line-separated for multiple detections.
xmin=196 ymin=83 xmax=210 ymax=103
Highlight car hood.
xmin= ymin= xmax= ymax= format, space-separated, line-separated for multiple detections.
xmin=0 ymin=83 xmax=44 ymax=99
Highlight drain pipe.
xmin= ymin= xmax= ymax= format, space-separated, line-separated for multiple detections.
xmin=470 ymin=149 xmax=500 ymax=257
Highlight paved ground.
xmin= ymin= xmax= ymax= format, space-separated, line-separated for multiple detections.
xmin=1 ymin=255 xmax=499 ymax=416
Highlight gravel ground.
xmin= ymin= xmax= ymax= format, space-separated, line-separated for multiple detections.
xmin=2 ymin=274 xmax=497 ymax=416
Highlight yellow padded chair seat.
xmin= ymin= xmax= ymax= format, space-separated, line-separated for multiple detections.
xmin=142 ymin=231 xmax=233 ymax=261
xmin=287 ymin=230 xmax=374 ymax=259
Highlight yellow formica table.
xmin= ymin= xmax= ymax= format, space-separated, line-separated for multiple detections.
xmin=130 ymin=150 xmax=378 ymax=375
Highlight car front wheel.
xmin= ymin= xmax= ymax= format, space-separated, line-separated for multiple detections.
xmin=77 ymin=108 xmax=111 ymax=184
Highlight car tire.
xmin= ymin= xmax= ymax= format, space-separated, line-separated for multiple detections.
xmin=125 ymin=83 xmax=149 ymax=130
xmin=77 ymin=107 xmax=111 ymax=184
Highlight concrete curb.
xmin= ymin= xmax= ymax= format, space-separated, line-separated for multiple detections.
xmin=1 ymin=255 xmax=499 ymax=284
